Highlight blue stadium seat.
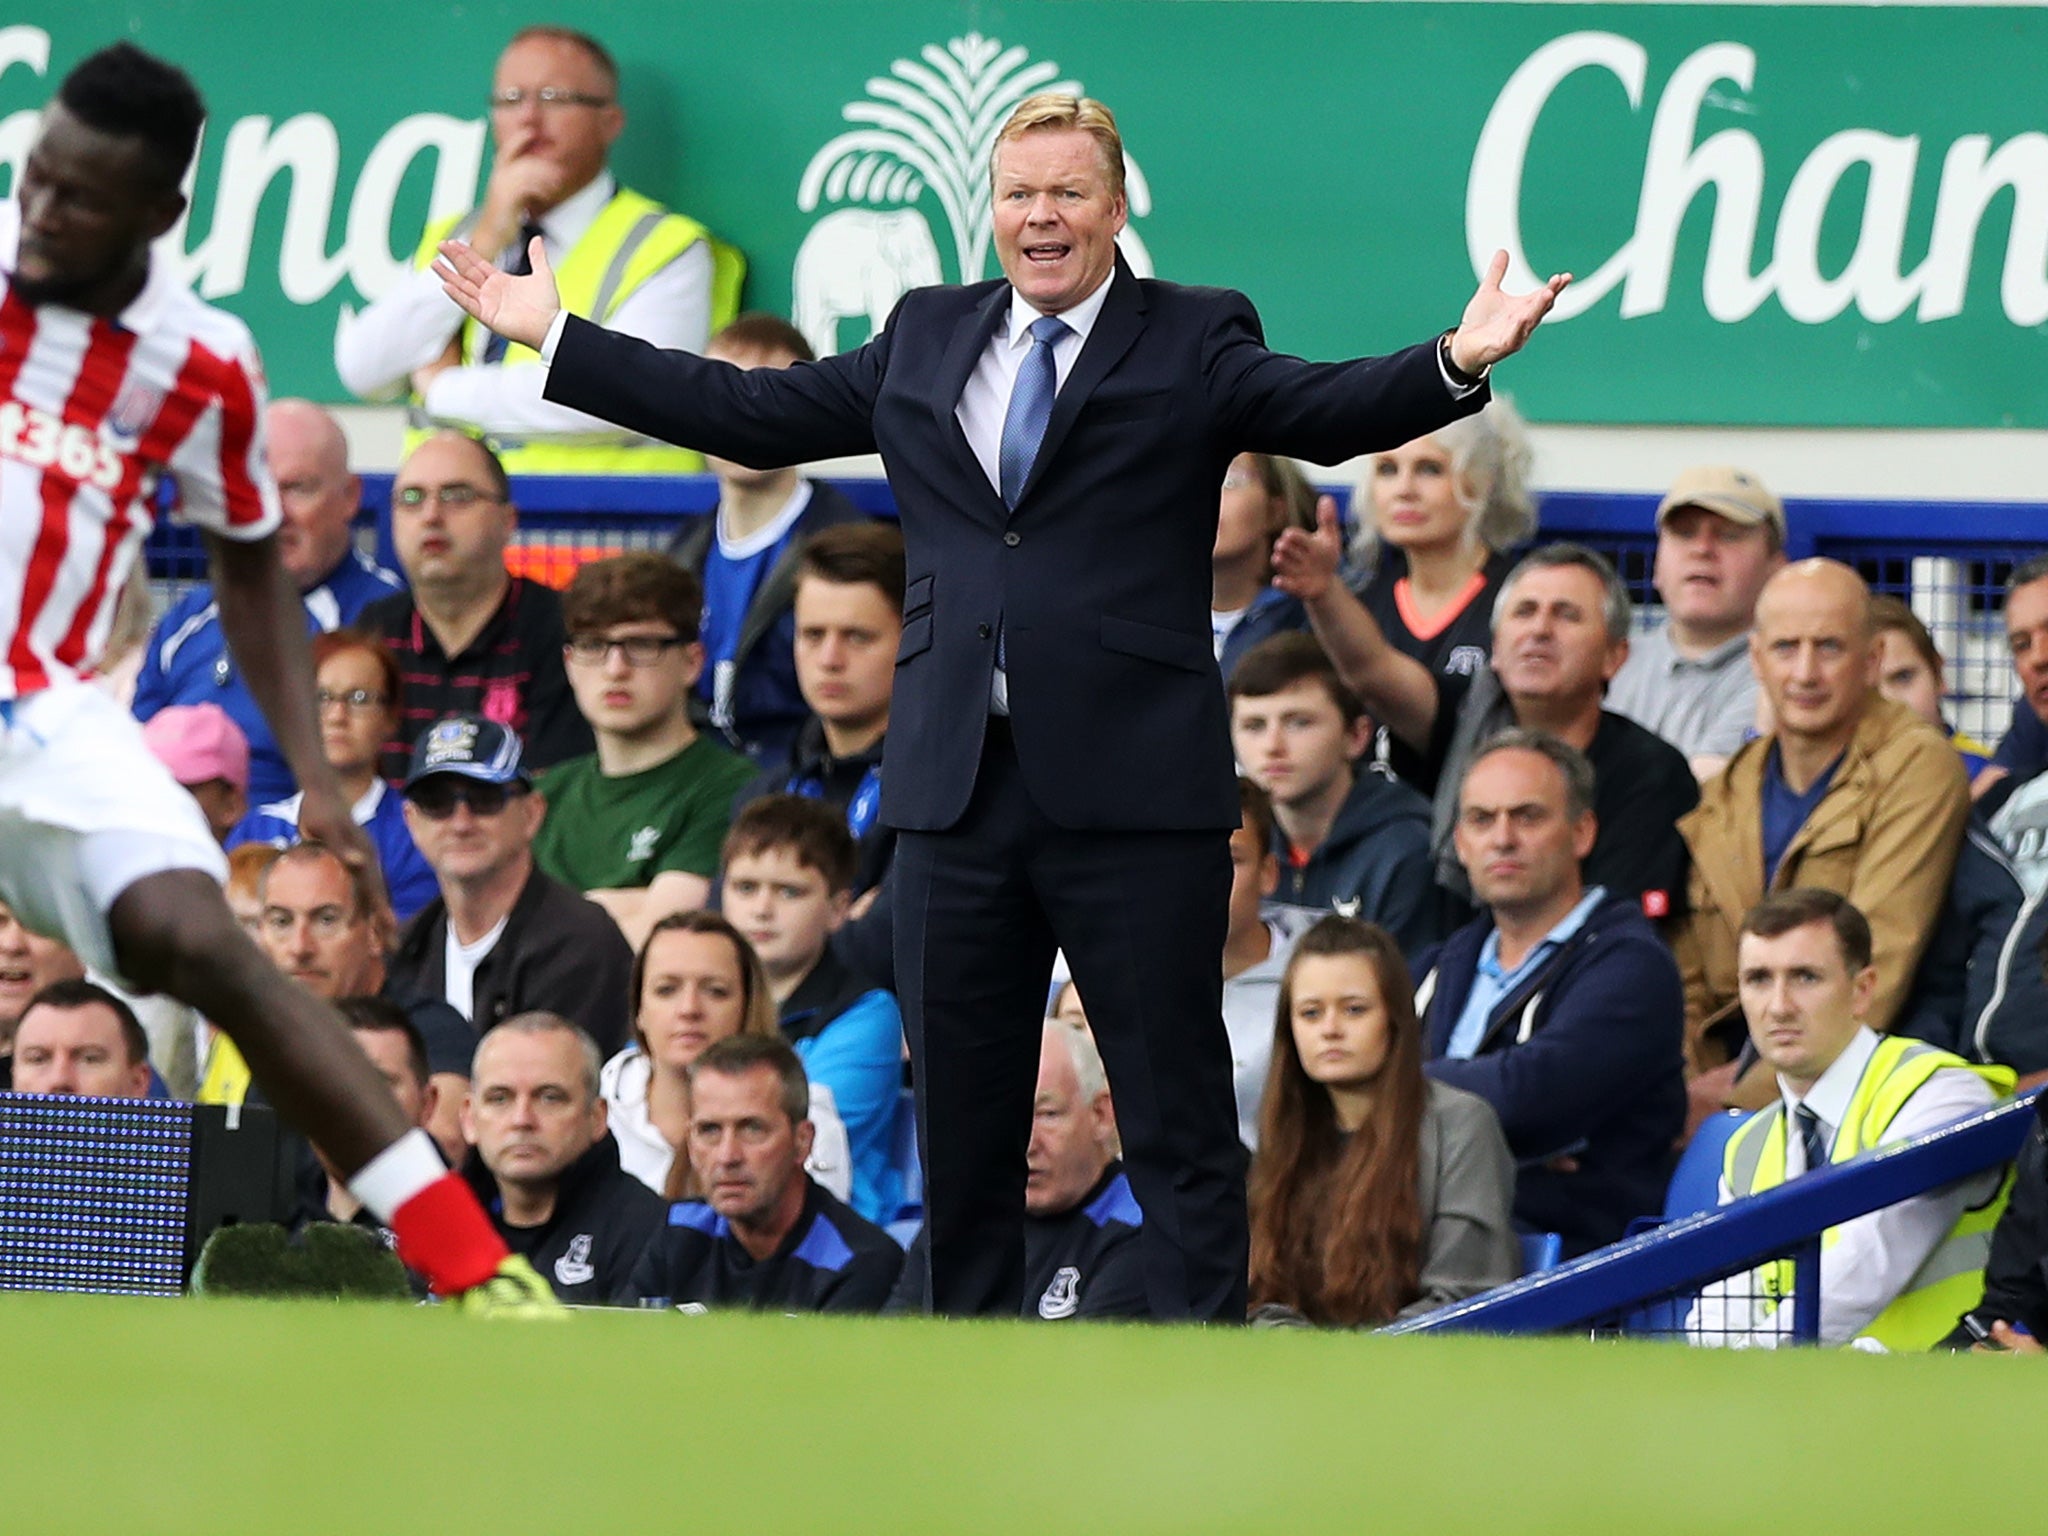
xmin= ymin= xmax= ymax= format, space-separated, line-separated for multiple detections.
xmin=1666 ymin=1111 xmax=1749 ymax=1219
xmin=1519 ymin=1231 xmax=1563 ymax=1275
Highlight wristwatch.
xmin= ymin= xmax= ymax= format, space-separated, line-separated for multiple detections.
xmin=1439 ymin=329 xmax=1490 ymax=390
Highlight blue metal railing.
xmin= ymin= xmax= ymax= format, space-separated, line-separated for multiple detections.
xmin=141 ymin=473 xmax=2048 ymax=582
xmin=1384 ymin=1090 xmax=2040 ymax=1340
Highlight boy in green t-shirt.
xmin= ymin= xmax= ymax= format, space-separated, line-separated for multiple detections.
xmin=533 ymin=554 xmax=755 ymax=947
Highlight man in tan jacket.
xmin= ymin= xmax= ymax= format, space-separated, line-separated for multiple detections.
xmin=1676 ymin=560 xmax=1969 ymax=1118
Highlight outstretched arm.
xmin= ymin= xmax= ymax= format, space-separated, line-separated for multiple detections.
xmin=1448 ymin=252 xmax=1572 ymax=376
xmin=1270 ymin=497 xmax=1441 ymax=750
xmin=437 ymin=234 xmax=879 ymax=468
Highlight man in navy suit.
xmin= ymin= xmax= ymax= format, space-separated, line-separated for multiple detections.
xmin=436 ymin=93 xmax=1568 ymax=1320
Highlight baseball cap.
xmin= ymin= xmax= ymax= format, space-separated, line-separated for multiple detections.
xmin=403 ymin=714 xmax=532 ymax=790
xmin=142 ymin=703 xmax=249 ymax=792
xmin=1656 ymin=466 xmax=1786 ymax=544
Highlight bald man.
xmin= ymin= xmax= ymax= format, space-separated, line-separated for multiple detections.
xmin=134 ymin=399 xmax=405 ymax=803
xmin=1675 ymin=559 xmax=1970 ymax=1114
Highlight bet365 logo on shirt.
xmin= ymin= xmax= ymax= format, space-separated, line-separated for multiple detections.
xmin=0 ymin=402 xmax=125 ymax=491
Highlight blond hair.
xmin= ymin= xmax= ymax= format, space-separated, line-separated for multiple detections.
xmin=991 ymin=93 xmax=1126 ymax=204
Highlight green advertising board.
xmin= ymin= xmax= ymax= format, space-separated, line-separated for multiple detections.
xmin=4 ymin=3 xmax=2042 ymax=427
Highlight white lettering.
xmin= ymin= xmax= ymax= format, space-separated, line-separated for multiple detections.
xmin=343 ymin=114 xmax=486 ymax=300
xmin=177 ymin=114 xmax=345 ymax=302
xmin=1772 ymin=130 xmax=1922 ymax=324
xmin=1467 ymin=31 xmax=1644 ymax=321
xmin=1470 ymin=31 xmax=2045 ymax=329
xmin=1623 ymin=42 xmax=1773 ymax=322
xmin=1919 ymin=133 xmax=2048 ymax=325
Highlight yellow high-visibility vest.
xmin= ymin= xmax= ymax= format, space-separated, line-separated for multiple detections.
xmin=406 ymin=185 xmax=744 ymax=474
xmin=1723 ymin=1034 xmax=2015 ymax=1351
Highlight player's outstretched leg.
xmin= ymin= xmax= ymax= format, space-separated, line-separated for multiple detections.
xmin=107 ymin=867 xmax=556 ymax=1313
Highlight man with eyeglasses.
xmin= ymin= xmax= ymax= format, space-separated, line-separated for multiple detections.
xmin=387 ymin=713 xmax=632 ymax=1053
xmin=134 ymin=398 xmax=404 ymax=805
xmin=357 ymin=430 xmax=591 ymax=782
xmin=254 ymin=840 xmax=477 ymax=1165
xmin=531 ymin=554 xmax=754 ymax=949
xmin=333 ymin=25 xmax=739 ymax=474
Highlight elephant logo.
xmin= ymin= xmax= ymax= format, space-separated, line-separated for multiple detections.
xmin=793 ymin=32 xmax=1154 ymax=357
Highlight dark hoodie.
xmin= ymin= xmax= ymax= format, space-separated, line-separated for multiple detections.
xmin=463 ymin=1130 xmax=666 ymax=1305
xmin=1268 ymin=761 xmax=1440 ymax=957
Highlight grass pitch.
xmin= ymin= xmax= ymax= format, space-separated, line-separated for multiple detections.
xmin=5 ymin=1292 xmax=2032 ymax=1534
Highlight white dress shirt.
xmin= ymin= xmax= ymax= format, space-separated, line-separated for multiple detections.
xmin=1688 ymin=1026 xmax=1998 ymax=1348
xmin=335 ymin=172 xmax=713 ymax=440
xmin=951 ymin=278 xmax=1115 ymax=712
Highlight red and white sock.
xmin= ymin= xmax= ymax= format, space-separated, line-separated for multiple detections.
xmin=349 ymin=1129 xmax=506 ymax=1296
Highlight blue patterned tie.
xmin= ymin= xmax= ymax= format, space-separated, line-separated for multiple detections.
xmin=993 ymin=314 xmax=1069 ymax=677
xmin=1795 ymin=1105 xmax=1829 ymax=1177
xmin=998 ymin=314 xmax=1070 ymax=508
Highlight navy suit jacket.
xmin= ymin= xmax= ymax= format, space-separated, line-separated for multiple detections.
xmin=546 ymin=262 xmax=1485 ymax=834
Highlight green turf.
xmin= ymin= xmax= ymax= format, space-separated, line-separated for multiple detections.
xmin=3 ymin=1292 xmax=2034 ymax=1534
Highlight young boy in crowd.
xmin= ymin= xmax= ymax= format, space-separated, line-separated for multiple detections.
xmin=1228 ymin=632 xmax=1440 ymax=956
xmin=534 ymin=553 xmax=757 ymax=948
xmin=720 ymin=794 xmax=903 ymax=1223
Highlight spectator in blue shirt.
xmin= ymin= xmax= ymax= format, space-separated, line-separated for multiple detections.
xmin=720 ymin=794 xmax=902 ymax=1223
xmin=134 ymin=398 xmax=403 ymax=804
xmin=665 ymin=314 xmax=867 ymax=764
xmin=1416 ymin=730 xmax=1686 ymax=1255
xmin=230 ymin=630 xmax=437 ymax=923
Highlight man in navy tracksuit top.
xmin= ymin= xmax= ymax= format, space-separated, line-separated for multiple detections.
xmin=625 ymin=1035 xmax=900 ymax=1312
xmin=889 ymin=1018 xmax=1147 ymax=1319
xmin=1414 ymin=731 xmax=1686 ymax=1256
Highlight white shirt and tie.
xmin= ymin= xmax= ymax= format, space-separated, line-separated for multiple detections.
xmin=1688 ymin=1025 xmax=1998 ymax=1348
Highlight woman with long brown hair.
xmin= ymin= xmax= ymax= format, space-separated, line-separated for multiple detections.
xmin=1249 ymin=915 xmax=1517 ymax=1326
xmin=599 ymin=909 xmax=851 ymax=1203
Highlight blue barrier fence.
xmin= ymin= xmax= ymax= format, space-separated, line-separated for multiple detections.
xmin=141 ymin=474 xmax=2048 ymax=734
xmin=1384 ymin=1090 xmax=2039 ymax=1343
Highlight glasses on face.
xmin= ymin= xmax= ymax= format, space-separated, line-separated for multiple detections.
xmin=565 ymin=634 xmax=685 ymax=667
xmin=316 ymin=688 xmax=391 ymax=712
xmin=406 ymin=778 xmax=529 ymax=819
xmin=393 ymin=483 xmax=502 ymax=512
xmin=261 ymin=905 xmax=355 ymax=940
xmin=489 ymin=87 xmax=613 ymax=111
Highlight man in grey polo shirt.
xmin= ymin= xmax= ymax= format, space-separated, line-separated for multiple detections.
xmin=1608 ymin=467 xmax=1786 ymax=781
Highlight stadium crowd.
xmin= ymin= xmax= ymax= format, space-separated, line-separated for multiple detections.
xmin=4 ymin=25 xmax=2045 ymax=1348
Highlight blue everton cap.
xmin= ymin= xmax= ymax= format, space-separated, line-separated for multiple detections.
xmin=404 ymin=713 xmax=532 ymax=789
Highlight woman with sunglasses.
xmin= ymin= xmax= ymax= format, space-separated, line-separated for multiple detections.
xmin=228 ymin=630 xmax=437 ymax=922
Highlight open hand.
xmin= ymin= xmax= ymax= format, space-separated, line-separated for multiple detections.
xmin=1270 ymin=495 xmax=1345 ymax=604
xmin=1450 ymin=250 xmax=1572 ymax=375
xmin=434 ymin=235 xmax=561 ymax=355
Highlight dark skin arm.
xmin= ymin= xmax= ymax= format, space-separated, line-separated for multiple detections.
xmin=206 ymin=530 xmax=390 ymax=918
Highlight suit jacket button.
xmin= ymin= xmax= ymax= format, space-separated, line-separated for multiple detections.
xmin=1003 ymin=531 xmax=1021 ymax=547
xmin=977 ymin=623 xmax=992 ymax=640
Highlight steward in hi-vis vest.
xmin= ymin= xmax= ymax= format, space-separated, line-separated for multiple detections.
xmin=408 ymin=188 xmax=743 ymax=475
xmin=1723 ymin=1032 xmax=2015 ymax=1351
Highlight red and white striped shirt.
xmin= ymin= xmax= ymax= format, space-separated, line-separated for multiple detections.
xmin=0 ymin=203 xmax=279 ymax=698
